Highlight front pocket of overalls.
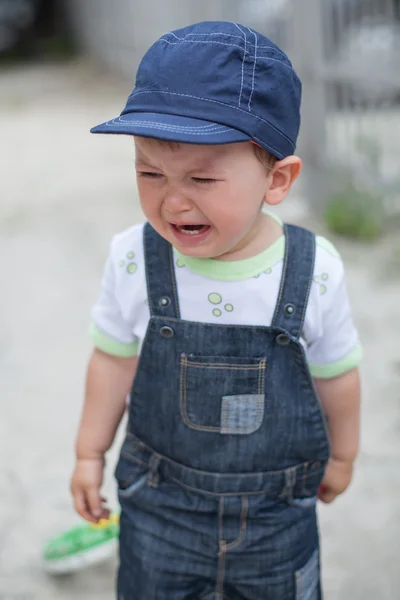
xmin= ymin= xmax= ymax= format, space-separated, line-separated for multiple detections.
xmin=115 ymin=437 xmax=149 ymax=499
xmin=295 ymin=549 xmax=319 ymax=600
xmin=180 ymin=354 xmax=266 ymax=433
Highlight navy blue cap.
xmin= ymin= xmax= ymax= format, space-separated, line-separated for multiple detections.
xmin=91 ymin=21 xmax=302 ymax=159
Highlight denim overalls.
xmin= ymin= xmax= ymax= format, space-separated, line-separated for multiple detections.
xmin=115 ymin=223 xmax=330 ymax=600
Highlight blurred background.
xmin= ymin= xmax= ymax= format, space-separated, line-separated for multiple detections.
xmin=1 ymin=1 xmax=399 ymax=598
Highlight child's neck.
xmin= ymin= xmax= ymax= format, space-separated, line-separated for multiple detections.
xmin=217 ymin=211 xmax=283 ymax=262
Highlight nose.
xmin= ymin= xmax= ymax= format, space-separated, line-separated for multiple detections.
xmin=163 ymin=186 xmax=192 ymax=214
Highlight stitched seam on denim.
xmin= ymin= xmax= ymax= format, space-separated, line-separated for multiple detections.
xmin=233 ymin=22 xmax=246 ymax=107
xmin=278 ymin=466 xmax=297 ymax=499
xmin=168 ymin=475 xmax=281 ymax=497
xmin=164 ymin=31 xmax=285 ymax=49
xmin=217 ymin=498 xmax=226 ymax=599
xmin=159 ymin=38 xmax=295 ymax=71
xmin=184 ymin=32 xmax=244 ymax=40
xmin=169 ymin=242 xmax=181 ymax=318
xmin=217 ymin=545 xmax=227 ymax=599
xmin=165 ymin=30 xmax=288 ymax=57
xmin=296 ymin=567 xmax=303 ymax=600
xmin=272 ymin=224 xmax=290 ymax=325
xmin=180 ymin=356 xmax=220 ymax=432
xmin=184 ymin=355 xmax=264 ymax=360
xmin=247 ymin=26 xmax=257 ymax=110
xmin=124 ymin=433 xmax=324 ymax=482
xmin=302 ymin=463 xmax=308 ymax=494
xmin=298 ymin=233 xmax=316 ymax=339
xmin=219 ymin=496 xmax=224 ymax=545
xmin=222 ymin=396 xmax=264 ymax=401
xmin=106 ymin=119 xmax=232 ymax=135
xmin=112 ymin=118 xmax=229 ymax=131
xmin=126 ymin=433 xmax=318 ymax=479
xmin=128 ymin=245 xmax=156 ymax=408
xmin=259 ymin=359 xmax=266 ymax=396
xmin=128 ymin=91 xmax=295 ymax=147
xmin=128 ymin=318 xmax=153 ymax=396
xmin=225 ymin=496 xmax=249 ymax=551
xmin=143 ymin=224 xmax=154 ymax=316
xmin=161 ymin=38 xmax=244 ymax=50
xmin=121 ymin=451 xmax=148 ymax=467
xmin=147 ymin=454 xmax=161 ymax=488
xmin=186 ymin=363 xmax=262 ymax=370
xmin=181 ymin=357 xmax=265 ymax=432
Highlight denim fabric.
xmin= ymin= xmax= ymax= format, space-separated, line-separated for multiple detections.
xmin=115 ymin=223 xmax=330 ymax=599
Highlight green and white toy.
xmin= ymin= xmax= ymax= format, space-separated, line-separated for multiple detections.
xmin=43 ymin=513 xmax=119 ymax=574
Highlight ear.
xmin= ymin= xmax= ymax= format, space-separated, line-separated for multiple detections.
xmin=264 ymin=156 xmax=302 ymax=207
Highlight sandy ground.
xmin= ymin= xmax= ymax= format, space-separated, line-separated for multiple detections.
xmin=1 ymin=60 xmax=399 ymax=600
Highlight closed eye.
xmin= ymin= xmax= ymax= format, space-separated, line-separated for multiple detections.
xmin=192 ymin=177 xmax=217 ymax=184
xmin=138 ymin=171 xmax=163 ymax=179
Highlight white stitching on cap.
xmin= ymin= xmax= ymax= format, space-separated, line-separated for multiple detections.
xmin=160 ymin=38 xmax=244 ymax=51
xmin=129 ymin=90 xmax=295 ymax=147
xmin=116 ymin=119 xmax=229 ymax=131
xmin=232 ymin=23 xmax=247 ymax=108
xmin=104 ymin=118 xmax=233 ymax=136
xmin=163 ymin=31 xmax=287 ymax=55
xmin=159 ymin=39 xmax=294 ymax=72
xmin=247 ymin=26 xmax=258 ymax=111
xmin=183 ymin=33 xmax=244 ymax=40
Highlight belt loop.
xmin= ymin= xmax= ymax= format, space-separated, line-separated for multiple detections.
xmin=302 ymin=462 xmax=309 ymax=494
xmin=147 ymin=454 xmax=161 ymax=488
xmin=280 ymin=466 xmax=296 ymax=500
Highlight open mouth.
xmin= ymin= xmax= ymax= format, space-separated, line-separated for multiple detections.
xmin=172 ymin=224 xmax=211 ymax=236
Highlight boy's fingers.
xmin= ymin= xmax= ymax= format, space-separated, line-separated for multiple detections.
xmin=73 ymin=488 xmax=98 ymax=523
xmin=86 ymin=486 xmax=103 ymax=519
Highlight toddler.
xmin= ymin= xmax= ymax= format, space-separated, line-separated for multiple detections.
xmin=71 ymin=21 xmax=362 ymax=599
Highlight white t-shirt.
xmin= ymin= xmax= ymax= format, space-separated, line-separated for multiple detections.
xmin=90 ymin=218 xmax=362 ymax=379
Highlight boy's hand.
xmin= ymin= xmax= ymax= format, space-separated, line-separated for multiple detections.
xmin=318 ymin=457 xmax=354 ymax=504
xmin=70 ymin=458 xmax=110 ymax=523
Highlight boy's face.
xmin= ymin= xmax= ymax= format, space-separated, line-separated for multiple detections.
xmin=134 ymin=138 xmax=272 ymax=260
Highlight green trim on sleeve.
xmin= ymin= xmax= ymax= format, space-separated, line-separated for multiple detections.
xmin=309 ymin=342 xmax=363 ymax=379
xmin=89 ymin=323 xmax=139 ymax=358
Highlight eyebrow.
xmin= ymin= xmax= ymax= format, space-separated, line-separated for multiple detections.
xmin=135 ymin=158 xmax=223 ymax=174
xmin=135 ymin=158 xmax=156 ymax=167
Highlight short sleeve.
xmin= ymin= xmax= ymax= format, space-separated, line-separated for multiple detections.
xmin=305 ymin=245 xmax=362 ymax=379
xmin=90 ymin=250 xmax=139 ymax=358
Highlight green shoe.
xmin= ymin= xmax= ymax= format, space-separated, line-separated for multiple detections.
xmin=43 ymin=513 xmax=119 ymax=574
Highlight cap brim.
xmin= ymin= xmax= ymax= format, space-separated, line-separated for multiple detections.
xmin=90 ymin=112 xmax=251 ymax=145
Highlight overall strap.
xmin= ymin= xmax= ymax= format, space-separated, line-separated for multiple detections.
xmin=143 ymin=222 xmax=181 ymax=319
xmin=271 ymin=224 xmax=316 ymax=340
